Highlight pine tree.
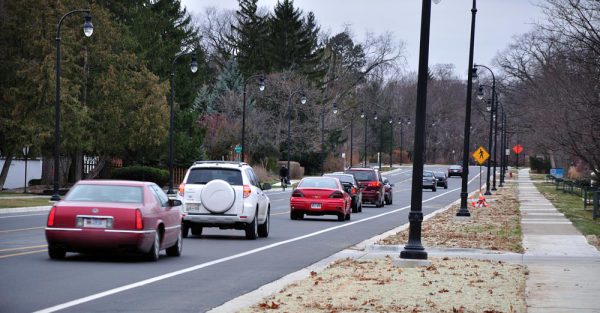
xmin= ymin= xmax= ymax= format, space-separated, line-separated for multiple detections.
xmin=230 ymin=0 xmax=269 ymax=77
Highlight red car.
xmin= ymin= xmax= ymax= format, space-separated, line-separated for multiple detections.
xmin=45 ymin=180 xmax=183 ymax=261
xmin=290 ymin=177 xmax=352 ymax=221
xmin=344 ymin=168 xmax=385 ymax=207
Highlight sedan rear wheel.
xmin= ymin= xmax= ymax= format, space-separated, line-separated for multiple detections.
xmin=48 ymin=244 xmax=66 ymax=260
xmin=181 ymin=224 xmax=189 ymax=238
xmin=166 ymin=229 xmax=182 ymax=257
xmin=337 ymin=212 xmax=345 ymax=221
xmin=145 ymin=232 xmax=160 ymax=262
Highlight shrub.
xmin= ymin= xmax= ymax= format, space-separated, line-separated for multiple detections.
xmin=529 ymin=156 xmax=551 ymax=174
xmin=111 ymin=166 xmax=169 ymax=187
xmin=323 ymin=154 xmax=344 ymax=173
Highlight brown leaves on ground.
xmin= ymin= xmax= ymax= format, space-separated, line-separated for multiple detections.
xmin=378 ymin=185 xmax=523 ymax=253
xmin=240 ymin=257 xmax=526 ymax=313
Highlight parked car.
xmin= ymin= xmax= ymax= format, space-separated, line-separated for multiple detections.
xmin=344 ymin=167 xmax=385 ymax=207
xmin=422 ymin=171 xmax=437 ymax=192
xmin=178 ymin=161 xmax=271 ymax=240
xmin=290 ymin=177 xmax=352 ymax=221
xmin=434 ymin=171 xmax=449 ymax=189
xmin=323 ymin=173 xmax=363 ymax=213
xmin=45 ymin=180 xmax=183 ymax=261
xmin=448 ymin=164 xmax=463 ymax=177
xmin=382 ymin=176 xmax=394 ymax=205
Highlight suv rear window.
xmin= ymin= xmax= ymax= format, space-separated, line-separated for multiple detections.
xmin=323 ymin=174 xmax=354 ymax=184
xmin=186 ymin=168 xmax=243 ymax=186
xmin=345 ymin=170 xmax=377 ymax=181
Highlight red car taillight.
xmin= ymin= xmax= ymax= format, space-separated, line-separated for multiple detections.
xmin=178 ymin=183 xmax=185 ymax=196
xmin=351 ymin=187 xmax=357 ymax=195
xmin=291 ymin=189 xmax=304 ymax=197
xmin=47 ymin=207 xmax=56 ymax=226
xmin=243 ymin=185 xmax=252 ymax=198
xmin=368 ymin=181 xmax=382 ymax=188
xmin=329 ymin=191 xmax=344 ymax=198
xmin=135 ymin=209 xmax=143 ymax=230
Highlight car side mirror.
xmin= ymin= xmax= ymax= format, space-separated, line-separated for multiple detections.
xmin=169 ymin=199 xmax=182 ymax=207
xmin=262 ymin=183 xmax=272 ymax=190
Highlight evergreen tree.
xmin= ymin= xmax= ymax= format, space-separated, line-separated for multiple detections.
xmin=230 ymin=0 xmax=269 ymax=77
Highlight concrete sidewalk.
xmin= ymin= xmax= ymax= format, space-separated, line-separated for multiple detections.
xmin=518 ymin=168 xmax=600 ymax=313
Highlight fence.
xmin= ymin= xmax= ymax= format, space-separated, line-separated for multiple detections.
xmin=549 ymin=176 xmax=599 ymax=219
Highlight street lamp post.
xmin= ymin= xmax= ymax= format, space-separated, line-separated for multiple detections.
xmin=374 ymin=112 xmax=380 ymax=170
xmin=361 ymin=109 xmax=367 ymax=167
xmin=287 ymin=90 xmax=307 ymax=182
xmin=398 ymin=117 xmax=411 ymax=165
xmin=400 ymin=0 xmax=441 ymax=260
xmin=52 ymin=9 xmax=93 ymax=201
xmin=320 ymin=102 xmax=338 ymax=175
xmin=241 ymin=75 xmax=265 ymax=162
xmin=389 ymin=118 xmax=393 ymax=169
xmin=349 ymin=110 xmax=354 ymax=168
xmin=167 ymin=52 xmax=198 ymax=195
xmin=499 ymin=106 xmax=506 ymax=187
xmin=474 ymin=64 xmax=496 ymax=196
xmin=23 ymin=146 xmax=30 ymax=194
xmin=457 ymin=0 xmax=477 ymax=217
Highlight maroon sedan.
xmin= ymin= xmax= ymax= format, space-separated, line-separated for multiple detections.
xmin=290 ymin=177 xmax=352 ymax=221
xmin=45 ymin=180 xmax=183 ymax=261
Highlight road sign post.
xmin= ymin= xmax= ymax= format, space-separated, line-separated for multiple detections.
xmin=512 ymin=144 xmax=523 ymax=169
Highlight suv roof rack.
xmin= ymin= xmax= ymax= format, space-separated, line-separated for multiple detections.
xmin=193 ymin=161 xmax=249 ymax=167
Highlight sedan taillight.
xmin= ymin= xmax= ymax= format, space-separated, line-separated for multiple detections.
xmin=47 ymin=207 xmax=56 ymax=227
xmin=351 ymin=187 xmax=357 ymax=195
xmin=329 ymin=191 xmax=344 ymax=198
xmin=135 ymin=209 xmax=143 ymax=230
xmin=291 ymin=189 xmax=304 ymax=197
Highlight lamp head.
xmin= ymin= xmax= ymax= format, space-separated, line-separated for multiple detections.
xmin=332 ymin=102 xmax=338 ymax=114
xmin=300 ymin=94 xmax=307 ymax=105
xmin=388 ymin=118 xmax=392 ymax=124
xmin=477 ymin=85 xmax=484 ymax=100
xmin=373 ymin=112 xmax=378 ymax=120
xmin=360 ymin=109 xmax=365 ymax=119
xmin=258 ymin=76 xmax=265 ymax=91
xmin=471 ymin=67 xmax=478 ymax=83
xmin=83 ymin=14 xmax=93 ymax=37
xmin=190 ymin=56 xmax=198 ymax=73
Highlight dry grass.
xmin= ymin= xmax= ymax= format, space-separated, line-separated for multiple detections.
xmin=378 ymin=185 xmax=523 ymax=253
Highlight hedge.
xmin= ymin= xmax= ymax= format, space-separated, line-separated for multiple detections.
xmin=110 ymin=166 xmax=169 ymax=187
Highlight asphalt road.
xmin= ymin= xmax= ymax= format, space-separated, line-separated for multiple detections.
xmin=0 ymin=165 xmax=483 ymax=313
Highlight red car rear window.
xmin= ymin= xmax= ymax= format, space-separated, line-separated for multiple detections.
xmin=65 ymin=185 xmax=143 ymax=203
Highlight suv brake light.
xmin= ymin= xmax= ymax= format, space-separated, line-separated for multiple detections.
xmin=178 ymin=183 xmax=185 ymax=196
xmin=47 ymin=207 xmax=56 ymax=226
xmin=368 ymin=181 xmax=382 ymax=188
xmin=291 ymin=189 xmax=304 ymax=197
xmin=351 ymin=187 xmax=357 ymax=195
xmin=243 ymin=185 xmax=251 ymax=198
xmin=329 ymin=191 xmax=344 ymax=198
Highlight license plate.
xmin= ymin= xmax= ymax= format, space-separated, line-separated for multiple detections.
xmin=311 ymin=203 xmax=321 ymax=209
xmin=186 ymin=203 xmax=201 ymax=212
xmin=83 ymin=218 xmax=107 ymax=228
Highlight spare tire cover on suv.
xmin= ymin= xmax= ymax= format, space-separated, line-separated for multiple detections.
xmin=200 ymin=179 xmax=236 ymax=213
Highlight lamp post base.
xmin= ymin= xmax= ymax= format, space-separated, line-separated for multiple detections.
xmin=400 ymin=248 xmax=428 ymax=260
xmin=484 ymin=190 xmax=492 ymax=195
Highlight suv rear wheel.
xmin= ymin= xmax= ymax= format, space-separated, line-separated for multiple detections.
xmin=191 ymin=225 xmax=203 ymax=236
xmin=245 ymin=210 xmax=258 ymax=240
xmin=258 ymin=208 xmax=270 ymax=238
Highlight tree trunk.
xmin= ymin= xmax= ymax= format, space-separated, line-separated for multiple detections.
xmin=0 ymin=155 xmax=14 ymax=190
xmin=86 ymin=155 xmax=108 ymax=180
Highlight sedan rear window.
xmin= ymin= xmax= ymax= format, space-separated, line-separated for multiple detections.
xmin=299 ymin=178 xmax=338 ymax=189
xmin=186 ymin=168 xmax=243 ymax=186
xmin=65 ymin=185 xmax=143 ymax=203
xmin=344 ymin=170 xmax=376 ymax=181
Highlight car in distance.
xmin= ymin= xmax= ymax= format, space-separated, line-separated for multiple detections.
xmin=323 ymin=173 xmax=362 ymax=213
xmin=382 ymin=177 xmax=394 ymax=205
xmin=344 ymin=168 xmax=385 ymax=207
xmin=448 ymin=164 xmax=463 ymax=177
xmin=178 ymin=161 xmax=271 ymax=240
xmin=45 ymin=180 xmax=183 ymax=261
xmin=434 ymin=171 xmax=449 ymax=189
xmin=290 ymin=177 xmax=352 ymax=221
xmin=422 ymin=171 xmax=437 ymax=192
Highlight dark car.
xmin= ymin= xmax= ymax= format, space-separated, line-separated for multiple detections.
xmin=382 ymin=177 xmax=394 ymax=205
xmin=344 ymin=168 xmax=385 ymax=207
xmin=434 ymin=171 xmax=448 ymax=189
xmin=448 ymin=164 xmax=462 ymax=177
xmin=323 ymin=173 xmax=363 ymax=213
xmin=422 ymin=171 xmax=437 ymax=192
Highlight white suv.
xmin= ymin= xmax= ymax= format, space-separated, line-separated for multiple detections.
xmin=178 ymin=161 xmax=272 ymax=240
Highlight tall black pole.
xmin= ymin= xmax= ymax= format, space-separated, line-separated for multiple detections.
xmin=475 ymin=64 xmax=496 ymax=195
xmin=287 ymin=90 xmax=304 ymax=181
xmin=492 ymin=100 xmax=500 ymax=190
xmin=241 ymin=74 xmax=264 ymax=162
xmin=363 ymin=115 xmax=368 ymax=167
xmin=320 ymin=110 xmax=325 ymax=175
xmin=389 ymin=121 xmax=393 ymax=169
xmin=457 ymin=0 xmax=477 ymax=217
xmin=400 ymin=0 xmax=433 ymax=260
xmin=499 ymin=108 xmax=505 ymax=187
xmin=400 ymin=122 xmax=404 ymax=164
xmin=350 ymin=114 xmax=354 ymax=168
xmin=52 ymin=9 xmax=91 ymax=201
xmin=378 ymin=120 xmax=383 ymax=170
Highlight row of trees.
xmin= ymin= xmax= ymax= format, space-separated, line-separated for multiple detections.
xmin=494 ymin=0 xmax=599 ymax=178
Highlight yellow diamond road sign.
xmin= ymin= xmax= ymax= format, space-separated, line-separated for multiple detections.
xmin=472 ymin=146 xmax=490 ymax=165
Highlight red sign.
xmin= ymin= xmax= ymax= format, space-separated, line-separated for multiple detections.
xmin=513 ymin=144 xmax=524 ymax=155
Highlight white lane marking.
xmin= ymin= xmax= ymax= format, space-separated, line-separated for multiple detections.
xmin=0 ymin=213 xmax=48 ymax=219
xmin=35 ymin=174 xmax=481 ymax=313
xmin=0 ymin=226 xmax=45 ymax=233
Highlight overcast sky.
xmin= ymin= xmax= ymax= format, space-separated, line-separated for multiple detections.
xmin=181 ymin=0 xmax=546 ymax=77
